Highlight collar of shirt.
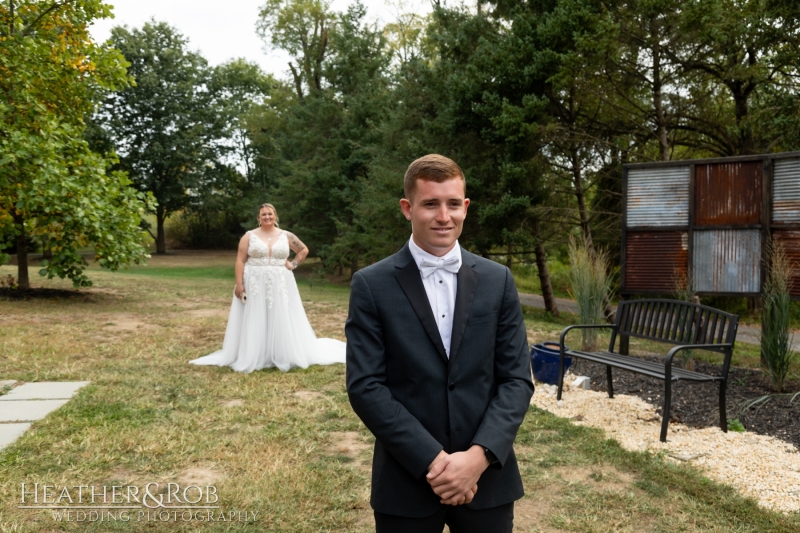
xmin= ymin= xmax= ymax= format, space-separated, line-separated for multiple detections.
xmin=408 ymin=236 xmax=462 ymax=274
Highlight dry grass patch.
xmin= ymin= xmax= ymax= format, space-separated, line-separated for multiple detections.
xmin=100 ymin=314 xmax=155 ymax=333
xmin=293 ymin=390 xmax=324 ymax=401
xmin=185 ymin=308 xmax=229 ymax=319
xmin=327 ymin=431 xmax=372 ymax=469
xmin=515 ymin=494 xmax=564 ymax=533
xmin=177 ymin=465 xmax=225 ymax=486
xmin=553 ymin=465 xmax=635 ymax=493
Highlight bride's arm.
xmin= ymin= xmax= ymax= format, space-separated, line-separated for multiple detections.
xmin=234 ymin=233 xmax=250 ymax=298
xmin=285 ymin=232 xmax=309 ymax=270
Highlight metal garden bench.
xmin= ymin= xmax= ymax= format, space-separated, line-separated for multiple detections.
xmin=557 ymin=299 xmax=739 ymax=442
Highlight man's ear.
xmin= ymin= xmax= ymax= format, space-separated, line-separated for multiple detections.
xmin=400 ymin=198 xmax=412 ymax=220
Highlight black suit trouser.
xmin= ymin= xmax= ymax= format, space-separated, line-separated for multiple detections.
xmin=374 ymin=502 xmax=513 ymax=533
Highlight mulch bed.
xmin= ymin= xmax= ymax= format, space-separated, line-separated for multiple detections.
xmin=570 ymin=357 xmax=800 ymax=450
xmin=0 ymin=287 xmax=90 ymax=300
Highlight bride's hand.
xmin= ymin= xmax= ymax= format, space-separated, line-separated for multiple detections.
xmin=285 ymin=260 xmax=295 ymax=271
xmin=235 ymin=283 xmax=245 ymax=298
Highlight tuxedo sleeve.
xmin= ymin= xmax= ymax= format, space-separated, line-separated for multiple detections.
xmin=471 ymin=267 xmax=534 ymax=466
xmin=346 ymin=271 xmax=444 ymax=479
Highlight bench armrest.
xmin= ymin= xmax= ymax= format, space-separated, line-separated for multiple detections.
xmin=559 ymin=324 xmax=617 ymax=353
xmin=664 ymin=343 xmax=735 ymax=381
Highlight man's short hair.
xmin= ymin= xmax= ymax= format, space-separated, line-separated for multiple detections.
xmin=404 ymin=154 xmax=465 ymax=200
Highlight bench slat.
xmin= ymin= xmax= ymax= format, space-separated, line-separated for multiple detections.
xmin=566 ymin=350 xmax=725 ymax=382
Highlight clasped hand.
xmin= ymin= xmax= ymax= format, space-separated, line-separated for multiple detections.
xmin=426 ymin=446 xmax=489 ymax=506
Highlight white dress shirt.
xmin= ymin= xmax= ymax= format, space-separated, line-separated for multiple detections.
xmin=408 ymin=236 xmax=461 ymax=358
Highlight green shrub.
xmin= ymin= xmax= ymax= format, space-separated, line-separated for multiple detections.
xmin=568 ymin=238 xmax=613 ymax=351
xmin=165 ymin=211 xmax=245 ymax=250
xmin=511 ymin=259 xmax=571 ymax=299
xmin=761 ymin=241 xmax=797 ymax=392
xmin=673 ymin=269 xmax=696 ymax=370
xmin=727 ymin=418 xmax=746 ymax=432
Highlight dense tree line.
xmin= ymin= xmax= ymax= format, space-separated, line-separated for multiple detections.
xmin=229 ymin=0 xmax=800 ymax=311
xmin=8 ymin=0 xmax=799 ymax=296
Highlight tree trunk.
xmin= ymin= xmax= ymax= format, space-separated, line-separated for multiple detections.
xmin=156 ymin=205 xmax=167 ymax=254
xmin=650 ymin=16 xmax=670 ymax=162
xmin=506 ymin=243 xmax=513 ymax=269
xmin=568 ymin=148 xmax=614 ymax=322
xmin=350 ymin=253 xmax=359 ymax=279
xmin=534 ymin=220 xmax=559 ymax=317
xmin=732 ymin=89 xmax=755 ymax=155
xmin=42 ymin=240 xmax=52 ymax=260
xmin=288 ymin=63 xmax=304 ymax=103
xmin=15 ymin=215 xmax=29 ymax=290
xmin=570 ymin=147 xmax=595 ymax=253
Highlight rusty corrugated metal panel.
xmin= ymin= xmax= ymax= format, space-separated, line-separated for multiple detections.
xmin=624 ymin=232 xmax=688 ymax=292
xmin=770 ymin=230 xmax=800 ymax=297
xmin=695 ymin=162 xmax=762 ymax=225
xmin=627 ymin=167 xmax=690 ymax=227
xmin=693 ymin=230 xmax=761 ymax=293
xmin=773 ymin=158 xmax=800 ymax=223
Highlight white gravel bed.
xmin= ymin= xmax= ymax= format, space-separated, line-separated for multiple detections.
xmin=532 ymin=375 xmax=800 ymax=513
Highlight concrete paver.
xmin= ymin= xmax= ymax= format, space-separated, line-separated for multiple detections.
xmin=0 ymin=423 xmax=31 ymax=448
xmin=0 ymin=422 xmax=31 ymax=448
xmin=0 ymin=381 xmax=89 ymax=450
xmin=0 ymin=399 xmax=69 ymax=422
xmin=0 ymin=381 xmax=89 ymax=401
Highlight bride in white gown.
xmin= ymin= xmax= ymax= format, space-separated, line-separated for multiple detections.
xmin=190 ymin=203 xmax=346 ymax=373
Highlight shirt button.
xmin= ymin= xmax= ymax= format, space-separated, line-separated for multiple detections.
xmin=448 ymin=383 xmax=455 ymax=391
xmin=442 ymin=314 xmax=445 ymax=318
xmin=439 ymin=280 xmax=442 ymax=283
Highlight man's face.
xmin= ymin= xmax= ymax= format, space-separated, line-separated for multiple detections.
xmin=400 ymin=178 xmax=469 ymax=257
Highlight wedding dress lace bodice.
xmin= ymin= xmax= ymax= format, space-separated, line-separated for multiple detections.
xmin=247 ymin=231 xmax=289 ymax=267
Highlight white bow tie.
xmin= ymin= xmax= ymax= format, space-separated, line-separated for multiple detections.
xmin=419 ymin=257 xmax=461 ymax=278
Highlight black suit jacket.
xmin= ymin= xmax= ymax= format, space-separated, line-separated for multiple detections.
xmin=346 ymin=244 xmax=534 ymax=517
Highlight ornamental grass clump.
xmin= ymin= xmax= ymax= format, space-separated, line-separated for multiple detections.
xmin=568 ymin=238 xmax=613 ymax=351
xmin=761 ymin=242 xmax=797 ymax=392
xmin=673 ymin=268 xmax=696 ymax=370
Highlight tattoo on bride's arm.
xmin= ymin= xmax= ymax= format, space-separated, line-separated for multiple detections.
xmin=290 ymin=235 xmax=309 ymax=265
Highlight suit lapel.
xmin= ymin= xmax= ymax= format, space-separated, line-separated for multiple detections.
xmin=448 ymin=251 xmax=478 ymax=369
xmin=395 ymin=247 xmax=449 ymax=365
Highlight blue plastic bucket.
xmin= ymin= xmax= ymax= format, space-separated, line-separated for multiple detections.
xmin=531 ymin=342 xmax=571 ymax=385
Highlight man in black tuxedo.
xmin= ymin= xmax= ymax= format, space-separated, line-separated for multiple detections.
xmin=346 ymin=154 xmax=534 ymax=532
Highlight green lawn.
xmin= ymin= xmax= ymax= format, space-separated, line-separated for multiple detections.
xmin=0 ymin=255 xmax=797 ymax=532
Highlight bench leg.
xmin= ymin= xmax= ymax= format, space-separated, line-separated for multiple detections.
xmin=557 ymin=356 xmax=564 ymax=401
xmin=719 ymin=380 xmax=728 ymax=433
xmin=660 ymin=380 xmax=672 ymax=442
xmin=606 ymin=366 xmax=614 ymax=398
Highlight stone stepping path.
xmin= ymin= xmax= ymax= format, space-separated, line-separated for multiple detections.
xmin=0 ymin=381 xmax=89 ymax=450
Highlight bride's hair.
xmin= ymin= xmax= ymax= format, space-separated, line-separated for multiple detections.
xmin=257 ymin=203 xmax=280 ymax=227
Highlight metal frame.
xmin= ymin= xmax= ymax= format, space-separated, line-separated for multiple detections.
xmin=621 ymin=151 xmax=800 ymax=299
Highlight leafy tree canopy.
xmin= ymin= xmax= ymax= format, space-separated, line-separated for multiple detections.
xmin=0 ymin=0 xmax=153 ymax=289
